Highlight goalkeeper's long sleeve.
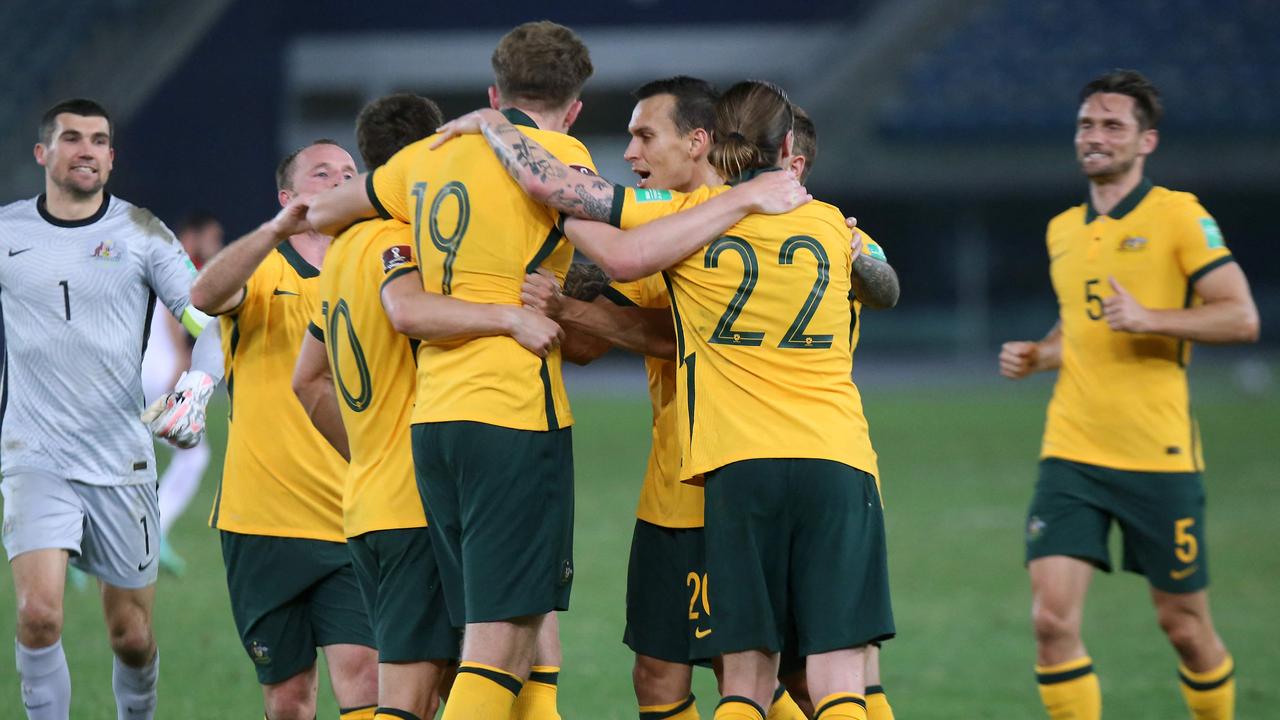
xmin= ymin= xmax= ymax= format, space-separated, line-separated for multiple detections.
xmin=189 ymin=320 xmax=226 ymax=383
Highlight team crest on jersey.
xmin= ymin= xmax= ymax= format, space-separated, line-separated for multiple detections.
xmin=247 ymin=640 xmax=272 ymax=665
xmin=569 ymin=164 xmax=596 ymax=176
xmin=382 ymin=245 xmax=413 ymax=272
xmin=91 ymin=238 xmax=123 ymax=261
xmin=1119 ymin=236 xmax=1148 ymax=251
xmin=1027 ymin=515 xmax=1046 ymax=541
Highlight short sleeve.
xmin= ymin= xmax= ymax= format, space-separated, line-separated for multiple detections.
xmin=858 ymin=229 xmax=887 ymax=262
xmin=230 ymin=259 xmax=270 ymax=319
xmin=308 ymin=298 xmax=326 ymax=344
xmin=1171 ymin=198 xmax=1233 ymax=284
xmin=611 ymin=186 xmax=702 ymax=230
xmin=376 ymin=224 xmax=419 ymax=290
xmin=367 ymin=144 xmax=414 ymax=222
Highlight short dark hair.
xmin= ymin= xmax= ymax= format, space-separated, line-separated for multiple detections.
xmin=176 ymin=210 xmax=220 ymax=235
xmin=39 ymin=98 xmax=112 ymax=145
xmin=791 ymin=106 xmax=817 ymax=182
xmin=1080 ymin=69 xmax=1163 ymax=130
xmin=492 ymin=21 xmax=594 ymax=112
xmin=276 ymin=139 xmax=342 ymax=191
xmin=633 ymin=76 xmax=718 ymax=136
xmin=356 ymin=93 xmax=444 ymax=169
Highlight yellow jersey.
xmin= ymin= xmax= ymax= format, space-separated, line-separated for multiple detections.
xmin=1042 ymin=179 xmax=1234 ymax=472
xmin=308 ymin=219 xmax=427 ymax=537
xmin=211 ymin=242 xmax=348 ymax=541
xmin=611 ymin=178 xmax=878 ymax=481
xmin=602 ymin=274 xmax=702 ymax=528
xmin=368 ymin=109 xmax=596 ymax=431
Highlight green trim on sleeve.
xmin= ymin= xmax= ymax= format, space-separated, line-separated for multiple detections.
xmin=366 ymin=172 xmax=392 ymax=220
xmin=608 ymin=185 xmax=626 ymax=228
xmin=307 ymin=321 xmax=325 ymax=343
xmin=1187 ymin=254 xmax=1234 ymax=287
xmin=380 ymin=264 xmax=419 ymax=291
xmin=600 ymin=285 xmax=638 ymax=308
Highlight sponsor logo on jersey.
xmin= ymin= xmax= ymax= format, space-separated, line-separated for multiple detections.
xmin=569 ymin=164 xmax=596 ymax=176
xmin=1170 ymin=564 xmax=1199 ymax=581
xmin=91 ymin=239 xmax=123 ymax=261
xmin=634 ymin=188 xmax=672 ymax=203
xmin=1119 ymin=236 xmax=1148 ymax=251
xmin=694 ymin=627 xmax=713 ymax=639
xmin=382 ymin=245 xmax=413 ymax=272
xmin=1200 ymin=217 xmax=1224 ymax=249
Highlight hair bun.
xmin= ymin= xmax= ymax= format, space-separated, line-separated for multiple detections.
xmin=726 ymin=131 xmax=748 ymax=141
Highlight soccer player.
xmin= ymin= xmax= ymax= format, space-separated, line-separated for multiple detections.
xmin=437 ymin=79 xmax=890 ymax=720
xmin=519 ymin=76 xmax=811 ymax=720
xmin=189 ymin=141 xmax=379 ymax=720
xmin=143 ymin=212 xmax=225 ymax=575
xmin=291 ymin=91 xmax=566 ymax=720
xmin=1 ymin=99 xmax=211 ymax=720
xmin=306 ymin=24 xmax=805 ymax=720
xmin=999 ymin=69 xmax=1259 ymax=720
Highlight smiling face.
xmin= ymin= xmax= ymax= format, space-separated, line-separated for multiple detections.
xmin=1075 ymin=92 xmax=1157 ymax=181
xmin=36 ymin=113 xmax=114 ymax=199
xmin=623 ymin=94 xmax=702 ymax=192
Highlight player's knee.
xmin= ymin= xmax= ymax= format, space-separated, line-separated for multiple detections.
xmin=1156 ymin=604 xmax=1207 ymax=654
xmin=107 ymin=622 xmax=155 ymax=666
xmin=264 ymin=686 xmax=317 ymax=720
xmin=632 ymin=655 xmax=689 ymax=702
xmin=1031 ymin=603 xmax=1080 ymax=646
xmin=16 ymin=595 xmax=64 ymax=646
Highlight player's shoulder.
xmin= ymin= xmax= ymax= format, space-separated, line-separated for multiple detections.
xmin=1048 ymin=203 xmax=1087 ymax=231
xmin=0 ymin=196 xmax=38 ymax=221
xmin=108 ymin=196 xmax=179 ymax=244
xmin=788 ymin=198 xmax=849 ymax=236
xmin=1145 ymin=185 xmax=1209 ymax=217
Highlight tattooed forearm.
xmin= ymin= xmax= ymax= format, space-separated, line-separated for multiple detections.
xmin=479 ymin=117 xmax=615 ymax=221
xmin=851 ymin=254 xmax=900 ymax=309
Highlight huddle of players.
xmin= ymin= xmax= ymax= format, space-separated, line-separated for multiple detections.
xmin=173 ymin=20 xmax=902 ymax=720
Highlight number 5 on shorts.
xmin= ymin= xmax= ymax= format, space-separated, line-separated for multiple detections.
xmin=1174 ymin=517 xmax=1198 ymax=564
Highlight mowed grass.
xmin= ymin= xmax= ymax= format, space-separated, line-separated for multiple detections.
xmin=2 ymin=366 xmax=1277 ymax=718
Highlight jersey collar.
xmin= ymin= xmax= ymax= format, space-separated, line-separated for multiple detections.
xmin=277 ymin=240 xmax=320 ymax=278
xmin=1085 ymin=176 xmax=1153 ymax=223
xmin=37 ymin=192 xmax=111 ymax=228
xmin=501 ymin=108 xmax=540 ymax=129
xmin=727 ymin=166 xmax=785 ymax=187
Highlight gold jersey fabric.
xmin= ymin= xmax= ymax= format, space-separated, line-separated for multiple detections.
xmin=604 ymin=274 xmax=702 ymax=528
xmin=368 ymin=109 xmax=596 ymax=431
xmin=1042 ymin=179 xmax=1234 ymax=472
xmin=210 ymin=242 xmax=348 ymax=541
xmin=308 ymin=219 xmax=427 ymax=537
xmin=611 ymin=179 xmax=878 ymax=481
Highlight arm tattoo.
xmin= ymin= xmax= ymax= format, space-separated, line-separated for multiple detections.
xmin=563 ymin=263 xmax=610 ymax=301
xmin=481 ymin=119 xmax=615 ymax=221
xmin=851 ymin=254 xmax=900 ymax=309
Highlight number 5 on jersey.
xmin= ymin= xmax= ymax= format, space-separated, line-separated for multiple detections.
xmin=411 ymin=180 xmax=470 ymax=295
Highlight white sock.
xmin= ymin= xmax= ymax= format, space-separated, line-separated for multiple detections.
xmin=112 ymin=650 xmax=158 ymax=720
xmin=15 ymin=639 xmax=71 ymax=720
xmin=158 ymin=443 xmax=209 ymax=536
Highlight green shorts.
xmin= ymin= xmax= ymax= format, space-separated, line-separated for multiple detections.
xmin=348 ymin=527 xmax=460 ymax=663
xmin=703 ymin=459 xmax=895 ymax=658
xmin=412 ymin=422 xmax=574 ymax=625
xmin=220 ymin=531 xmax=374 ymax=684
xmin=623 ymin=519 xmax=714 ymax=664
xmin=1026 ymin=458 xmax=1209 ymax=593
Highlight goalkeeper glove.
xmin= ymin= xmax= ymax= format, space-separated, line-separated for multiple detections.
xmin=141 ymin=370 xmax=215 ymax=449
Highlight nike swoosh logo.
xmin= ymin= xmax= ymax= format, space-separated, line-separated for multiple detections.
xmin=272 ymin=289 xmax=299 ymax=296
xmin=1169 ymin=564 xmax=1198 ymax=581
xmin=138 ymin=557 xmax=155 ymax=572
xmin=8 ymin=248 xmax=32 ymax=256
xmin=694 ymin=627 xmax=712 ymax=639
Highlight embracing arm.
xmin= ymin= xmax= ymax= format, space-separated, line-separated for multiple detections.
xmin=192 ymin=199 xmax=310 ymax=315
xmin=521 ymin=269 xmax=675 ymax=361
xmin=308 ymin=175 xmax=378 ymax=237
xmin=291 ymin=332 xmax=350 ymax=460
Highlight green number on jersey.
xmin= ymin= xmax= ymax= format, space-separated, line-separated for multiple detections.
xmin=411 ymin=181 xmax=471 ymax=295
xmin=705 ymin=236 xmax=765 ymax=346
xmin=323 ymin=299 xmax=373 ymax=412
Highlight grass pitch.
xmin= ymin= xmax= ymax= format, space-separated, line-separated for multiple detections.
xmin=2 ymin=362 xmax=1276 ymax=718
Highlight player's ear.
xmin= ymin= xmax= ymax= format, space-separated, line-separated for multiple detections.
xmin=278 ymin=189 xmax=292 ymax=209
xmin=789 ymin=155 xmax=807 ymax=179
xmin=488 ymin=86 xmax=501 ymax=111
xmin=33 ymin=143 xmax=47 ymax=166
xmin=562 ymin=99 xmax=583 ymax=132
xmin=688 ymin=127 xmax=710 ymax=159
xmin=1139 ymin=128 xmax=1158 ymax=156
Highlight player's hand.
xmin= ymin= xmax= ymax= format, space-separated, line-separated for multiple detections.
xmin=1103 ymin=276 xmax=1152 ymax=333
xmin=141 ymin=370 xmax=216 ymax=448
xmin=430 ymin=108 xmax=506 ymax=149
xmin=506 ymin=306 xmax=564 ymax=358
xmin=999 ymin=341 xmax=1040 ymax=379
xmin=737 ymin=170 xmax=811 ymax=215
xmin=267 ymin=195 xmax=313 ymax=240
xmin=521 ymin=269 xmax=566 ymax=319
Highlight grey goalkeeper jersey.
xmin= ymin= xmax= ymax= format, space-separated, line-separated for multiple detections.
xmin=0 ymin=194 xmax=198 ymax=485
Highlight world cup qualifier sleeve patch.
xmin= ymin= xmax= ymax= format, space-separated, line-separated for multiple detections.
xmin=382 ymin=245 xmax=413 ymax=272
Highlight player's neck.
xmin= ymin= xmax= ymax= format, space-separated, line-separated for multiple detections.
xmin=288 ymin=231 xmax=330 ymax=269
xmin=688 ymin=162 xmax=723 ymax=191
xmin=505 ymin=105 xmax=566 ymax=133
xmin=1088 ymin=164 xmax=1144 ymax=217
xmin=43 ymin=182 xmax=105 ymax=222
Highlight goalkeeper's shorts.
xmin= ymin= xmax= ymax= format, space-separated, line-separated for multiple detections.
xmin=1 ymin=468 xmax=160 ymax=588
